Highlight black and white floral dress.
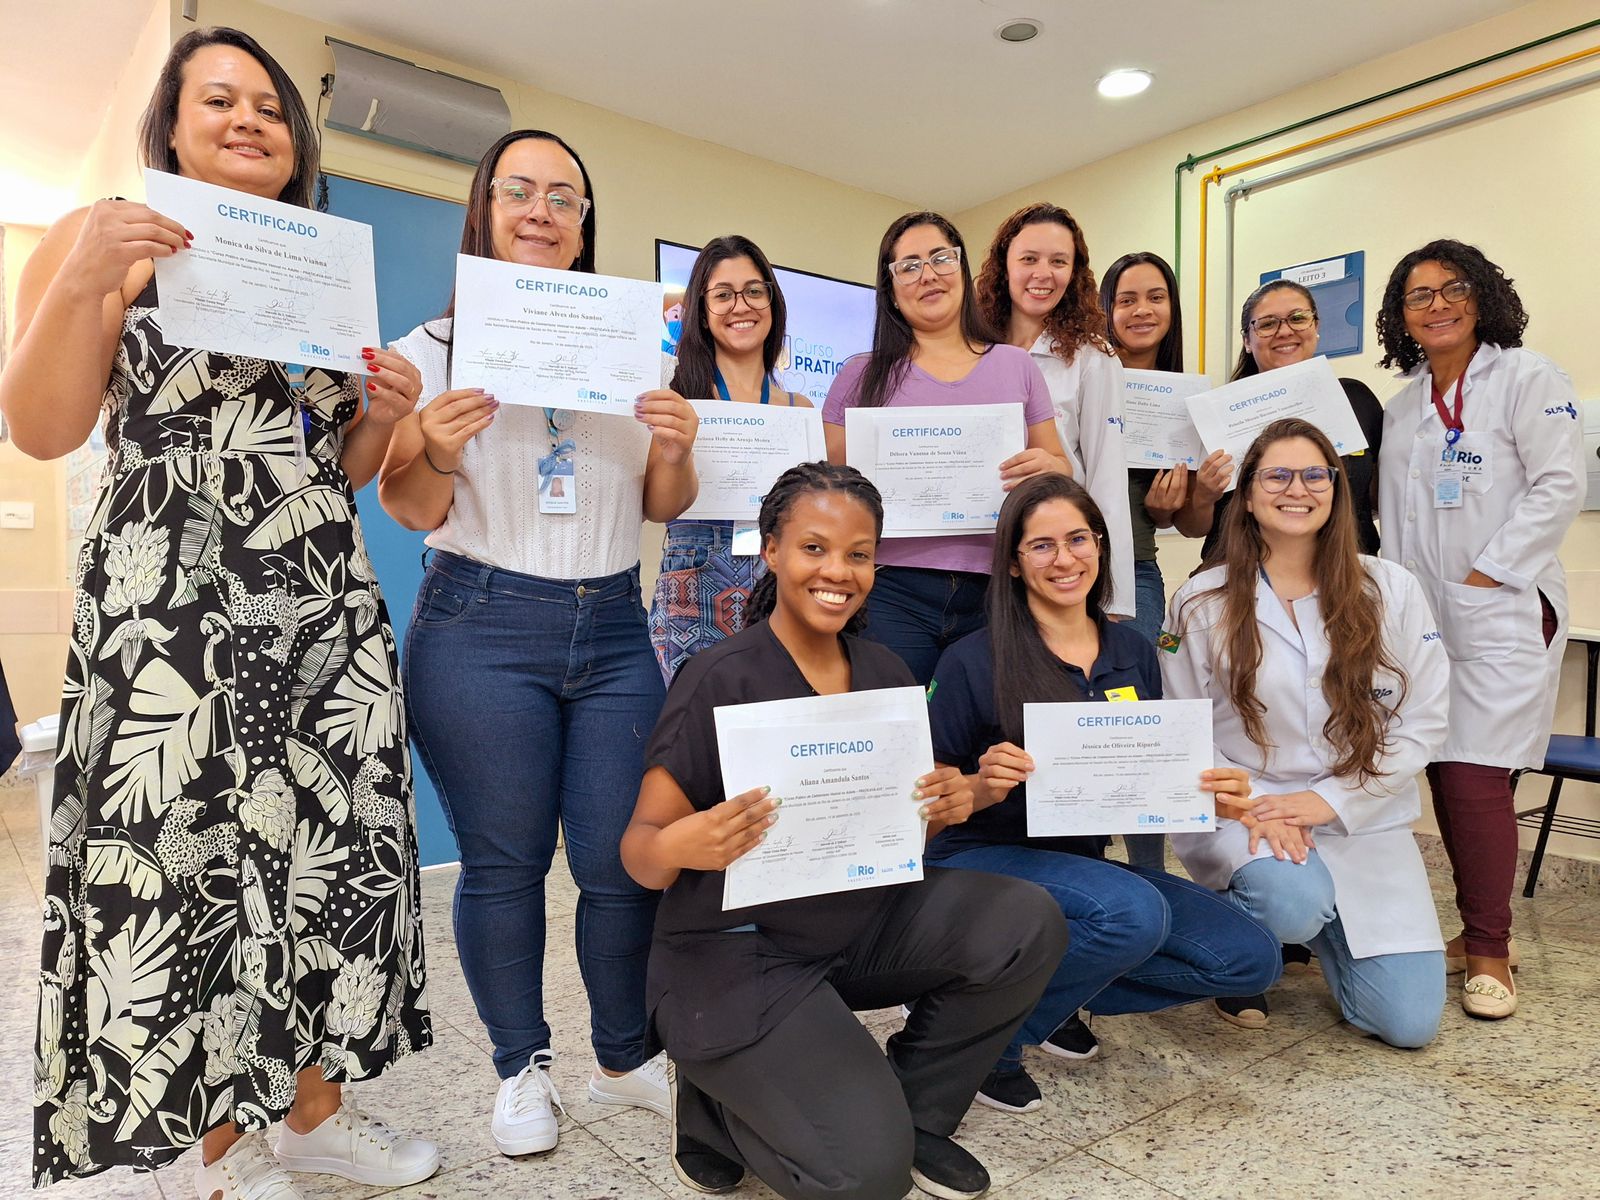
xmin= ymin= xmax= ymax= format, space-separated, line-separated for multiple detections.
xmin=33 ymin=281 xmax=432 ymax=1184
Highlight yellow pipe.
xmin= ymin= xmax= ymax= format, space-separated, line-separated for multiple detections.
xmin=1195 ymin=42 xmax=1600 ymax=371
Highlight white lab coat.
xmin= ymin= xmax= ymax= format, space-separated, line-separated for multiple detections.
xmin=1029 ymin=336 xmax=1136 ymax=618
xmin=1378 ymin=343 xmax=1585 ymax=769
xmin=1162 ymin=559 xmax=1450 ymax=958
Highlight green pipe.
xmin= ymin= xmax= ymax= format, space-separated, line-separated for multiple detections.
xmin=1171 ymin=17 xmax=1600 ymax=282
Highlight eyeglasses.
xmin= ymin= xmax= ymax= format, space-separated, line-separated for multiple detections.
xmin=887 ymin=246 xmax=962 ymax=283
xmin=1251 ymin=466 xmax=1339 ymax=493
xmin=705 ymin=283 xmax=774 ymax=314
xmin=489 ymin=178 xmax=591 ymax=227
xmin=1018 ymin=531 xmax=1101 ymax=567
xmin=1402 ymin=279 xmax=1473 ymax=310
xmin=1248 ymin=309 xmax=1316 ymax=336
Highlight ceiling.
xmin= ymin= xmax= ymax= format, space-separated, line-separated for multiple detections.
xmin=259 ymin=0 xmax=1526 ymax=211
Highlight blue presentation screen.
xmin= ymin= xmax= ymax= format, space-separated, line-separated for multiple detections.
xmin=655 ymin=239 xmax=876 ymax=404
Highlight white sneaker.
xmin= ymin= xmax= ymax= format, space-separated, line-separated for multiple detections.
xmin=588 ymin=1052 xmax=670 ymax=1118
xmin=195 ymin=1130 xmax=303 ymax=1200
xmin=493 ymin=1048 xmax=563 ymax=1155
xmin=273 ymin=1101 xmax=440 ymax=1187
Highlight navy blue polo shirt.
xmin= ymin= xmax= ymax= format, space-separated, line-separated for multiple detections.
xmin=925 ymin=620 xmax=1163 ymax=861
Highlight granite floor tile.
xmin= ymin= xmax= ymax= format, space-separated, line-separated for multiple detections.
xmin=0 ymin=1133 xmax=164 ymax=1199
xmin=989 ymin=1152 xmax=1181 ymax=1199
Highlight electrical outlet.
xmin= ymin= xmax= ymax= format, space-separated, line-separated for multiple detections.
xmin=0 ymin=501 xmax=36 ymax=529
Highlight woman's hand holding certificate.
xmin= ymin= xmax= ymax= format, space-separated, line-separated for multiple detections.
xmin=660 ymin=785 xmax=781 ymax=872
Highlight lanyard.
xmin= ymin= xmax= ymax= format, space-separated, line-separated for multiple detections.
xmin=539 ymin=407 xmax=576 ymax=493
xmin=285 ymin=362 xmax=315 ymax=477
xmin=1430 ymin=372 xmax=1466 ymax=448
xmin=713 ymin=367 xmax=771 ymax=406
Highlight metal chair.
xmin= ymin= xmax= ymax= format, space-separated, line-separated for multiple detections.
xmin=1516 ymin=632 xmax=1600 ymax=896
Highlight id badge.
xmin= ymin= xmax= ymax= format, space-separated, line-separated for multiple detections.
xmin=539 ymin=460 xmax=577 ymax=514
xmin=731 ymin=521 xmax=762 ymax=556
xmin=1438 ymin=434 xmax=1490 ymax=495
xmin=1433 ymin=475 xmax=1462 ymax=509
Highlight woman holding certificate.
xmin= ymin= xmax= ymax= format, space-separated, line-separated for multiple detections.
xmin=1163 ymin=418 xmax=1450 ymax=1046
xmin=1376 ymin=240 xmax=1585 ymax=1019
xmin=3 ymin=27 xmax=436 ymax=1196
xmin=975 ymin=205 xmax=1136 ymax=624
xmin=822 ymin=211 xmax=1072 ymax=684
xmin=624 ymin=462 xmax=1066 ymax=1200
xmin=381 ymin=131 xmax=699 ymax=1151
xmin=649 ymin=235 xmax=810 ymax=682
xmin=923 ymin=474 xmax=1281 ymax=1113
xmin=1177 ymin=281 xmax=1384 ymax=562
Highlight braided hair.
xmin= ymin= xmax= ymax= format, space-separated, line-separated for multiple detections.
xmin=747 ymin=462 xmax=884 ymax=633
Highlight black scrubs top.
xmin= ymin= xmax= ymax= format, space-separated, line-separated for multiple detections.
xmin=644 ymin=620 xmax=920 ymax=1060
xmin=1199 ymin=376 xmax=1385 ymax=564
xmin=924 ymin=621 xmax=1162 ymax=863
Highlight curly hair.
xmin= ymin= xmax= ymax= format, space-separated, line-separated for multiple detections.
xmin=1376 ymin=239 xmax=1528 ymax=372
xmin=976 ymin=203 xmax=1109 ymax=365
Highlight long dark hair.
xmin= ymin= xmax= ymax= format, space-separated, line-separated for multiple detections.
xmin=433 ymin=129 xmax=597 ymax=336
xmin=851 ymin=211 xmax=996 ymax=409
xmin=976 ymin=202 xmax=1108 ymax=366
xmin=1376 ymin=238 xmax=1528 ymax=373
xmin=139 ymin=27 xmax=318 ymax=209
xmin=986 ymin=474 xmax=1114 ymax=743
xmin=747 ymin=462 xmax=884 ymax=634
xmin=1231 ymin=280 xmax=1317 ymax=381
xmin=1176 ymin=417 xmax=1408 ymax=787
xmin=1101 ymin=251 xmax=1184 ymax=372
xmin=670 ymin=235 xmax=788 ymax=401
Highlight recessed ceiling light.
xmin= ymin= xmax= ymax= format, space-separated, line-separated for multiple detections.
xmin=996 ymin=18 xmax=1041 ymax=43
xmin=1097 ymin=68 xmax=1153 ymax=98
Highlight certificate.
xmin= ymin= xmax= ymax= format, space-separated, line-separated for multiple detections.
xmin=715 ymin=686 xmax=931 ymax=909
xmin=1024 ymin=699 xmax=1215 ymax=836
xmin=1185 ymin=356 xmax=1367 ymax=489
xmin=145 ymin=169 xmax=378 ymax=370
xmin=682 ymin=402 xmax=825 ymax=520
xmin=451 ymin=255 xmax=664 ymax=415
xmin=1121 ymin=370 xmax=1211 ymax=469
xmin=845 ymin=404 xmax=1024 ymax=536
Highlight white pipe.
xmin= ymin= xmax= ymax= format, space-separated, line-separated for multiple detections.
xmin=1221 ymin=66 xmax=1600 ymax=368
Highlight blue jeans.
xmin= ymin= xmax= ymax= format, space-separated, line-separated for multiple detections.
xmin=936 ymin=847 xmax=1281 ymax=1070
xmin=404 ymin=551 xmax=665 ymax=1078
xmin=1226 ymin=854 xmax=1445 ymax=1048
xmin=1126 ymin=557 xmax=1166 ymax=644
xmin=863 ymin=566 xmax=989 ymax=686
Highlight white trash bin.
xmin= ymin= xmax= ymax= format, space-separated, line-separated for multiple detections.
xmin=17 ymin=713 xmax=61 ymax=856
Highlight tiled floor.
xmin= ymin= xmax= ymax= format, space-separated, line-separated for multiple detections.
xmin=1 ymin=782 xmax=1596 ymax=1199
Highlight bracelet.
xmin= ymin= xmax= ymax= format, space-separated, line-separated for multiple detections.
xmin=421 ymin=445 xmax=457 ymax=475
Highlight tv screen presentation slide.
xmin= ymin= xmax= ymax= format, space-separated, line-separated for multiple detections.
xmin=656 ymin=239 xmax=876 ymax=406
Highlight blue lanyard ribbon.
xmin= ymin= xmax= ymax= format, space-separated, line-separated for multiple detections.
xmin=713 ymin=368 xmax=771 ymax=406
xmin=538 ymin=438 xmax=576 ymax=493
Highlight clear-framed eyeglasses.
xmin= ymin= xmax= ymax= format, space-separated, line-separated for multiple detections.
xmin=1251 ymin=465 xmax=1339 ymax=493
xmin=1018 ymin=531 xmax=1101 ymax=567
xmin=887 ymin=246 xmax=962 ymax=283
xmin=1248 ymin=309 xmax=1316 ymax=337
xmin=489 ymin=178 xmax=591 ymax=227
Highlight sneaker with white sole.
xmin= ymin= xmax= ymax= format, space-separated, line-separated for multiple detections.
xmin=195 ymin=1130 xmax=303 ymax=1200
xmin=493 ymin=1048 xmax=563 ymax=1155
xmin=588 ymin=1052 xmax=670 ymax=1118
xmin=273 ymin=1101 xmax=440 ymax=1187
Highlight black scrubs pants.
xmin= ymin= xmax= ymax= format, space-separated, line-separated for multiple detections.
xmin=660 ymin=868 xmax=1069 ymax=1200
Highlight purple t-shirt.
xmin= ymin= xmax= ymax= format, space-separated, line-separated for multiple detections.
xmin=822 ymin=344 xmax=1053 ymax=574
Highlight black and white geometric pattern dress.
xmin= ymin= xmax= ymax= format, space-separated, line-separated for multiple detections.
xmin=33 ymin=280 xmax=431 ymax=1184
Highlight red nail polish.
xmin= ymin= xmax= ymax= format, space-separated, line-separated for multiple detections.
xmin=185 ymin=229 xmax=194 ymax=239
xmin=361 ymin=349 xmax=375 ymax=359
xmin=367 ymin=363 xmax=380 ymax=373
xmin=366 ymin=381 xmax=377 ymax=392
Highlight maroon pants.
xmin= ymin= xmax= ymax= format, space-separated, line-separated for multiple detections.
xmin=1427 ymin=592 xmax=1559 ymax=959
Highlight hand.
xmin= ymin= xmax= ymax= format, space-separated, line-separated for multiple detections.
xmin=1246 ymin=817 xmax=1315 ymax=864
xmin=63 ymin=200 xmax=189 ymax=298
xmin=636 ymin=389 xmax=698 ymax=465
xmin=1462 ymin=569 xmax=1502 ymax=589
xmin=662 ymin=785 xmax=779 ymax=871
xmin=1144 ymin=464 xmax=1189 ymax=523
xmin=1193 ymin=449 xmax=1233 ymax=507
xmin=914 ymin=766 xmax=975 ymax=827
xmin=419 ymin=388 xmax=499 ymax=471
xmin=1000 ymin=447 xmax=1068 ymax=490
xmin=1200 ymin=767 xmax=1255 ymax=821
xmin=1247 ymin=790 xmax=1338 ymax=828
xmin=977 ymin=742 xmax=1033 ymax=801
xmin=360 ymin=348 xmax=423 ymax=427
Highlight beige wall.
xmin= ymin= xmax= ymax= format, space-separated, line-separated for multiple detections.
xmin=956 ymin=0 xmax=1600 ymax=859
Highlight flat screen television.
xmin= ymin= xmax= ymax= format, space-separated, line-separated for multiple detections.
xmin=655 ymin=239 xmax=877 ymax=406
